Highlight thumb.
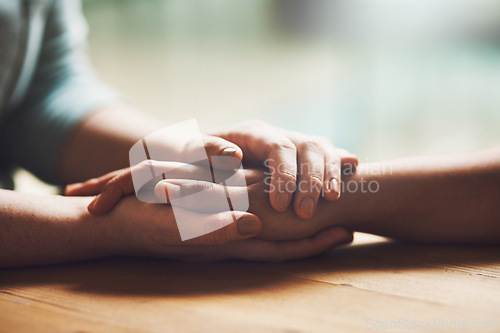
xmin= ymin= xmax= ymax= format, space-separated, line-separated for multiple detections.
xmin=179 ymin=210 xmax=262 ymax=245
xmin=203 ymin=135 xmax=243 ymax=170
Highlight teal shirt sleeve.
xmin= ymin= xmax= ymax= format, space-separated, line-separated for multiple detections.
xmin=1 ymin=0 xmax=120 ymax=185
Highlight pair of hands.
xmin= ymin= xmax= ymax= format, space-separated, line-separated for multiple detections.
xmin=66 ymin=120 xmax=357 ymax=261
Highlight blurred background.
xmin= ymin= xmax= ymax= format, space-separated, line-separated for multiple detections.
xmin=16 ymin=0 xmax=500 ymax=192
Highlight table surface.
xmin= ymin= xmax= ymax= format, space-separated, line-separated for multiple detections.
xmin=1 ymin=233 xmax=499 ymax=333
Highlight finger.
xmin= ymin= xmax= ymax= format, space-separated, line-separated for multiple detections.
xmin=230 ymin=226 xmax=353 ymax=262
xmin=180 ymin=210 xmax=262 ymax=245
xmin=65 ymin=179 xmax=104 ymax=196
xmin=337 ymin=148 xmax=359 ymax=168
xmin=210 ymin=121 xmax=297 ymax=213
xmin=266 ymin=139 xmax=297 ymax=212
xmin=88 ymin=170 xmax=136 ymax=215
xmin=203 ymin=135 xmax=243 ymax=170
xmin=291 ymin=137 xmax=325 ymax=219
xmin=88 ymin=159 xmax=243 ymax=215
xmin=64 ymin=170 xmax=122 ymax=196
xmin=89 ymin=160 xmax=217 ymax=215
xmin=131 ymin=160 xmax=214 ymax=197
xmin=154 ymin=179 xmax=249 ymax=213
xmin=323 ymin=146 xmax=342 ymax=201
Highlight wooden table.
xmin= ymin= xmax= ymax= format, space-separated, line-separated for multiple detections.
xmin=1 ymin=234 xmax=499 ymax=333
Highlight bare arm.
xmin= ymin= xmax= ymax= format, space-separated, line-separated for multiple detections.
xmin=328 ymin=146 xmax=500 ymax=243
xmin=122 ymin=146 xmax=500 ymax=245
xmin=0 ymin=190 xmax=116 ymax=267
xmin=0 ymin=188 xmax=354 ymax=268
xmin=60 ymin=103 xmax=163 ymax=184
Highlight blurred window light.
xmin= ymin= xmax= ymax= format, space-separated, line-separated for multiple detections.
xmin=83 ymin=0 xmax=500 ymax=160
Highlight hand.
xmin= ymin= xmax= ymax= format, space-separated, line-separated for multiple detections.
xmin=152 ymin=168 xmax=339 ymax=241
xmin=65 ymin=161 xmax=242 ymax=215
xmin=208 ymin=120 xmax=358 ymax=218
xmin=67 ymin=129 xmax=358 ymax=220
xmin=101 ymin=195 xmax=352 ymax=262
xmin=66 ymin=161 xmax=353 ymax=247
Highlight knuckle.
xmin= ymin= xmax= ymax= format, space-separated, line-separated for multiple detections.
xmin=316 ymin=136 xmax=333 ymax=147
xmin=103 ymin=176 xmax=120 ymax=190
xmin=297 ymin=174 xmax=323 ymax=194
xmin=137 ymin=159 xmax=153 ymax=167
xmin=279 ymin=169 xmax=297 ymax=183
xmin=268 ymin=140 xmax=296 ymax=153
xmin=203 ymin=223 xmax=217 ymax=245
xmin=136 ymin=159 xmax=155 ymax=173
xmin=204 ymin=137 xmax=223 ymax=149
xmin=326 ymin=163 xmax=341 ymax=177
xmin=203 ymin=234 xmax=217 ymax=246
xmin=205 ymin=220 xmax=227 ymax=245
xmin=203 ymin=140 xmax=217 ymax=150
xmin=105 ymin=177 xmax=118 ymax=187
xmin=309 ymin=174 xmax=324 ymax=188
xmin=214 ymin=228 xmax=228 ymax=245
xmin=302 ymin=140 xmax=323 ymax=153
xmin=180 ymin=181 xmax=213 ymax=198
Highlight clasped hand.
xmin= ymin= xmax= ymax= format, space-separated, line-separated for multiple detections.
xmin=66 ymin=121 xmax=357 ymax=261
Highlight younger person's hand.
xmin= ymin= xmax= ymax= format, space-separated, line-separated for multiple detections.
xmin=151 ymin=169 xmax=343 ymax=242
xmin=69 ymin=164 xmax=350 ymax=243
xmin=65 ymin=161 xmax=216 ymax=215
xmin=92 ymin=194 xmax=353 ymax=262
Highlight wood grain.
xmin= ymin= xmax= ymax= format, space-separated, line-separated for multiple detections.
xmin=1 ymin=234 xmax=499 ymax=333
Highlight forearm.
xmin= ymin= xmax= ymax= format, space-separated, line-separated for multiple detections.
xmin=0 ymin=190 xmax=119 ymax=268
xmin=60 ymin=103 xmax=164 ymax=184
xmin=325 ymin=146 xmax=500 ymax=244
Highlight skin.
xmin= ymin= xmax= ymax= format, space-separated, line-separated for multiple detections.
xmin=206 ymin=121 xmax=358 ymax=217
xmin=0 ymin=189 xmax=353 ymax=268
xmin=150 ymin=146 xmax=500 ymax=244
xmin=0 ymin=105 xmax=356 ymax=268
xmin=62 ymin=105 xmax=357 ymax=218
xmin=69 ymin=145 xmax=500 ymax=248
xmin=5 ymin=144 xmax=497 ymax=268
xmin=251 ymin=146 xmax=500 ymax=243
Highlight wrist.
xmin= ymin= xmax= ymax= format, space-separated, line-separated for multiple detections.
xmin=70 ymin=196 xmax=126 ymax=257
xmin=317 ymin=162 xmax=388 ymax=231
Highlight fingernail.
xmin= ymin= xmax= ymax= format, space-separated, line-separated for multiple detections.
xmin=154 ymin=183 xmax=167 ymax=202
xmin=88 ymin=194 xmax=99 ymax=211
xmin=222 ymin=147 xmax=238 ymax=156
xmin=275 ymin=192 xmax=289 ymax=210
xmin=220 ymin=147 xmax=238 ymax=165
xmin=300 ymin=196 xmax=315 ymax=216
xmin=237 ymin=218 xmax=260 ymax=236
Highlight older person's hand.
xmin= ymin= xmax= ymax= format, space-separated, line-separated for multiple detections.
xmin=208 ymin=120 xmax=358 ymax=218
